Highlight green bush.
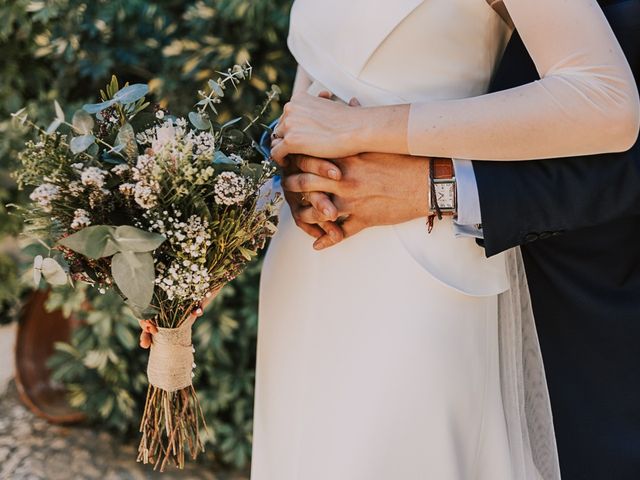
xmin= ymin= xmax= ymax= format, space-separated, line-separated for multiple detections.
xmin=2 ymin=0 xmax=296 ymax=469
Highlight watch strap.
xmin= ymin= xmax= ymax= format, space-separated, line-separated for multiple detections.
xmin=432 ymin=158 xmax=454 ymax=180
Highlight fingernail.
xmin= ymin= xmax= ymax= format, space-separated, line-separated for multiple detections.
xmin=314 ymin=241 xmax=326 ymax=250
xmin=323 ymin=208 xmax=332 ymax=218
xmin=328 ymin=169 xmax=339 ymax=179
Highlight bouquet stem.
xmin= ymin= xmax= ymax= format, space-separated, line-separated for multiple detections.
xmin=137 ymin=384 xmax=207 ymax=471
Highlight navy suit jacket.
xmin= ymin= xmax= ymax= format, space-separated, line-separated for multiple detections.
xmin=472 ymin=2 xmax=640 ymax=479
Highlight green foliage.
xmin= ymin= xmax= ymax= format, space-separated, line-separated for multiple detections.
xmin=0 ymin=251 xmax=23 ymax=324
xmin=2 ymin=0 xmax=295 ymax=469
xmin=48 ymin=260 xmax=262 ymax=468
xmin=46 ymin=285 xmax=148 ymax=431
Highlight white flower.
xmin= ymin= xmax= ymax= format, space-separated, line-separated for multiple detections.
xmin=145 ymin=209 xmax=214 ymax=301
xmin=67 ymin=181 xmax=84 ymax=197
xmin=213 ymin=171 xmax=248 ymax=206
xmin=71 ymin=163 xmax=84 ymax=170
xmin=228 ymin=153 xmax=244 ymax=165
xmin=119 ymin=183 xmax=136 ymax=197
xmin=151 ymin=122 xmax=178 ymax=153
xmin=185 ymin=130 xmax=216 ymax=157
xmin=30 ymin=183 xmax=60 ymax=211
xmin=133 ymin=154 xmax=156 ymax=180
xmin=89 ymin=188 xmax=111 ymax=209
xmin=70 ymin=209 xmax=91 ymax=230
xmin=134 ymin=181 xmax=159 ymax=209
xmin=155 ymin=110 xmax=165 ymax=120
xmin=81 ymin=166 xmax=108 ymax=188
xmin=111 ymin=164 xmax=130 ymax=176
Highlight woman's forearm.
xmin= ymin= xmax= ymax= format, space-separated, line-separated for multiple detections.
xmin=361 ymin=0 xmax=639 ymax=161
xmin=292 ymin=65 xmax=313 ymax=96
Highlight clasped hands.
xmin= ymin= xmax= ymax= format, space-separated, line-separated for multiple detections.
xmin=271 ymin=93 xmax=431 ymax=250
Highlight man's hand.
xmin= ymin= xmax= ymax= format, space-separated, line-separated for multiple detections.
xmin=283 ymin=153 xmax=432 ymax=249
xmin=281 ymin=155 xmax=345 ymax=245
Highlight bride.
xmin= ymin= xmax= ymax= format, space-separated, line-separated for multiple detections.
xmin=253 ymin=0 xmax=639 ymax=479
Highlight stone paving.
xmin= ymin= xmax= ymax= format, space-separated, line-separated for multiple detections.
xmin=0 ymin=383 xmax=248 ymax=480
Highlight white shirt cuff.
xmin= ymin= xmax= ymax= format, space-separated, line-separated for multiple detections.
xmin=452 ymin=159 xmax=484 ymax=239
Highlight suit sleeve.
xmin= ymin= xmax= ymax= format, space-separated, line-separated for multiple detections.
xmin=473 ymin=2 xmax=640 ymax=257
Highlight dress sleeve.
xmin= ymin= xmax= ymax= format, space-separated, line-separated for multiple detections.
xmin=407 ymin=0 xmax=640 ymax=160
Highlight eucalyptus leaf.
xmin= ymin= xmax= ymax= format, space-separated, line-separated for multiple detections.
xmin=45 ymin=118 xmax=62 ymax=135
xmin=101 ymin=151 xmax=127 ymax=164
xmin=58 ymin=225 xmax=119 ymax=259
xmin=83 ymin=99 xmax=115 ymax=114
xmin=72 ymin=110 xmax=94 ymax=135
xmin=126 ymin=301 xmax=159 ymax=320
xmin=111 ymin=251 xmax=155 ymax=310
xmin=208 ymin=79 xmax=224 ymax=97
xmin=115 ymin=123 xmax=137 ymax=160
xmin=221 ymin=117 xmax=243 ymax=130
xmin=33 ymin=255 xmax=68 ymax=286
xmin=33 ymin=255 xmax=43 ymax=286
xmin=189 ymin=111 xmax=212 ymax=130
xmin=225 ymin=129 xmax=245 ymax=145
xmin=41 ymin=257 xmax=69 ymax=285
xmin=11 ymin=108 xmax=28 ymax=126
xmin=113 ymin=226 xmax=166 ymax=252
xmin=214 ymin=151 xmax=236 ymax=165
xmin=113 ymin=84 xmax=149 ymax=104
xmin=87 ymin=143 xmax=100 ymax=158
xmin=54 ymin=100 xmax=65 ymax=121
xmin=70 ymin=134 xmax=96 ymax=154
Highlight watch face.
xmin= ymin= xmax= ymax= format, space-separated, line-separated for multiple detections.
xmin=434 ymin=183 xmax=455 ymax=209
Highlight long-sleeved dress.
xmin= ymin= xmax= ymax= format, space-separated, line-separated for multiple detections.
xmin=251 ymin=1 xmax=639 ymax=479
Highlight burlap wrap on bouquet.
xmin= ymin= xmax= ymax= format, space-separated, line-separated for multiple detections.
xmin=146 ymin=318 xmax=195 ymax=393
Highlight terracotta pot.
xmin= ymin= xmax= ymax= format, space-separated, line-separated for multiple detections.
xmin=14 ymin=289 xmax=86 ymax=424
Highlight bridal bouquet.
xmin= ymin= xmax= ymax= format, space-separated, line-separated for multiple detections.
xmin=12 ymin=63 xmax=281 ymax=471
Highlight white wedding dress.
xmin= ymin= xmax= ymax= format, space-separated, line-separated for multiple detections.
xmin=251 ymin=0 xmax=637 ymax=479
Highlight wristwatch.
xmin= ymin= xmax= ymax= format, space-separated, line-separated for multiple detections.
xmin=429 ymin=158 xmax=457 ymax=216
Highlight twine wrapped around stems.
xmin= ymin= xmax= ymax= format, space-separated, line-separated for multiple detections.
xmin=147 ymin=317 xmax=196 ymax=393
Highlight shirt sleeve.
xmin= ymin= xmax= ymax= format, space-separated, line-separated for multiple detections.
xmin=452 ymin=159 xmax=482 ymax=225
xmin=407 ymin=0 xmax=639 ymax=161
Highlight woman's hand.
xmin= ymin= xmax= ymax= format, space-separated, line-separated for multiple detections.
xmin=271 ymin=92 xmax=364 ymax=164
xmin=138 ymin=287 xmax=222 ymax=349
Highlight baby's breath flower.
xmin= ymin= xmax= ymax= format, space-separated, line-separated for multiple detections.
xmin=146 ymin=209 xmax=213 ymax=301
xmin=133 ymin=154 xmax=156 ymax=180
xmin=134 ymin=181 xmax=159 ymax=209
xmin=111 ymin=164 xmax=130 ymax=176
xmin=89 ymin=188 xmax=111 ymax=209
xmin=70 ymin=209 xmax=91 ymax=230
xmin=30 ymin=183 xmax=60 ymax=211
xmin=81 ymin=166 xmax=108 ymax=188
xmin=67 ymin=181 xmax=84 ymax=197
xmin=119 ymin=183 xmax=136 ymax=197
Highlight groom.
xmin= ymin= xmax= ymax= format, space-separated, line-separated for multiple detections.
xmin=279 ymin=1 xmax=640 ymax=478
